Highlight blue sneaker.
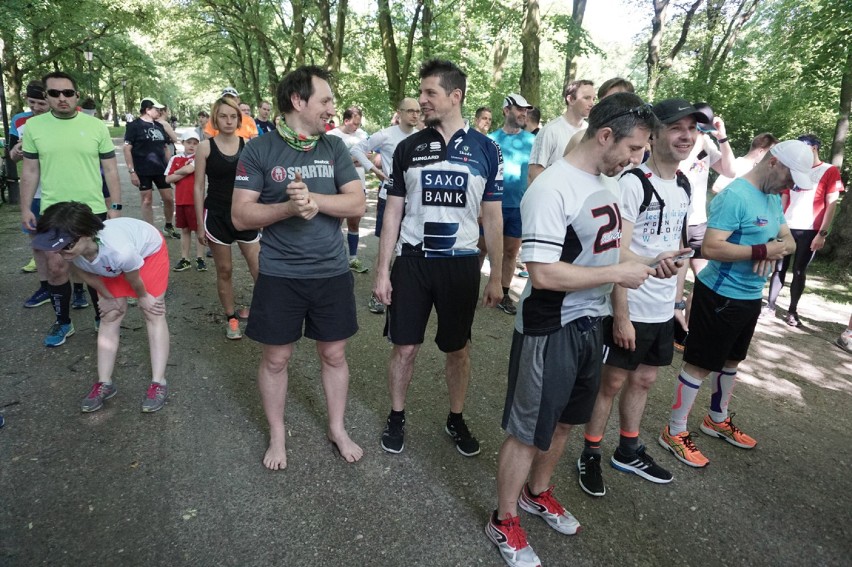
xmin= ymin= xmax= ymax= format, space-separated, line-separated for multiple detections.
xmin=72 ymin=288 xmax=89 ymax=309
xmin=44 ymin=322 xmax=75 ymax=347
xmin=24 ymin=288 xmax=51 ymax=308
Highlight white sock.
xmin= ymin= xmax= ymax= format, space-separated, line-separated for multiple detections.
xmin=668 ymin=369 xmax=703 ymax=435
xmin=708 ymin=367 xmax=737 ymax=423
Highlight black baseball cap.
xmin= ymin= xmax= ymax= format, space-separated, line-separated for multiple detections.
xmin=652 ymin=98 xmax=712 ymax=125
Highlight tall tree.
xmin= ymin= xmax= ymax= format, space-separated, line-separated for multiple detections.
xmin=519 ymin=0 xmax=541 ymax=106
xmin=563 ymin=0 xmax=587 ymax=90
xmin=646 ymin=0 xmax=703 ymax=100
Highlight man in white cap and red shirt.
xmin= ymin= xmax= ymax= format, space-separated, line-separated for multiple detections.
xmin=484 ymin=93 xmax=536 ymax=315
xmin=658 ymin=139 xmax=813 ymax=469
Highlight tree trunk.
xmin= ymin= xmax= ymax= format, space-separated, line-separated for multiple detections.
xmin=563 ymin=0 xmax=587 ymax=92
xmin=421 ymin=0 xmax=434 ymax=60
xmin=1 ymin=29 xmax=24 ymax=114
xmin=110 ymin=87 xmax=119 ymax=127
xmin=647 ymin=0 xmax=702 ymax=99
xmin=291 ymin=0 xmax=306 ymax=67
xmin=520 ymin=0 xmax=541 ymax=107
xmin=399 ymin=1 xmax=424 ymax=102
xmin=377 ymin=0 xmax=402 ymax=107
xmin=646 ymin=0 xmax=669 ymax=100
xmin=822 ymin=45 xmax=852 ymax=263
xmin=332 ymin=0 xmax=348 ymax=74
xmin=492 ymin=40 xmax=510 ymax=88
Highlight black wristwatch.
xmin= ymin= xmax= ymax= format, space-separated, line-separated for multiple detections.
xmin=819 ymin=230 xmax=829 ymax=237
xmin=111 ymin=203 xmax=123 ymax=210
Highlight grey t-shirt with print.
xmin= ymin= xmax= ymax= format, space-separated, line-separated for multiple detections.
xmin=235 ymin=133 xmax=359 ymax=278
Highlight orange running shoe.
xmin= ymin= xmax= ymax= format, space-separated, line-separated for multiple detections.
xmin=658 ymin=425 xmax=709 ymax=468
xmin=700 ymin=414 xmax=757 ymax=449
xmin=227 ymin=317 xmax=242 ymax=340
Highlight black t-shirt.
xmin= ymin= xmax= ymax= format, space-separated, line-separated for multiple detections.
xmin=255 ymin=119 xmax=275 ymax=134
xmin=124 ymin=118 xmax=168 ymax=175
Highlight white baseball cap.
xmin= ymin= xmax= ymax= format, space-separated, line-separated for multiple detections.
xmin=221 ymin=87 xmax=240 ymax=97
xmin=770 ymin=140 xmax=814 ymax=190
xmin=503 ymin=94 xmax=533 ymax=109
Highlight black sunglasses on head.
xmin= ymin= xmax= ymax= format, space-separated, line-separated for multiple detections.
xmin=62 ymin=237 xmax=79 ymax=251
xmin=605 ymin=103 xmax=655 ymax=123
xmin=47 ymin=89 xmax=77 ymax=98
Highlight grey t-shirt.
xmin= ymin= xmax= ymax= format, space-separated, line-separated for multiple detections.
xmin=235 ymin=133 xmax=359 ymax=278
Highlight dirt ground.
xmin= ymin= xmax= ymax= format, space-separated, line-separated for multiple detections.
xmin=1 ymin=148 xmax=850 ymax=566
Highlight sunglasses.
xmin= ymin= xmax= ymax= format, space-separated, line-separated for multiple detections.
xmin=605 ymin=103 xmax=654 ymax=123
xmin=47 ymin=89 xmax=78 ymax=98
xmin=62 ymin=237 xmax=79 ymax=251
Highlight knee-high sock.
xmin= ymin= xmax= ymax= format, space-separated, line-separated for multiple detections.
xmin=87 ymin=285 xmax=101 ymax=321
xmin=347 ymin=232 xmax=359 ymax=258
xmin=709 ymin=367 xmax=737 ymax=423
xmin=49 ymin=281 xmax=72 ymax=325
xmin=669 ymin=369 xmax=703 ymax=435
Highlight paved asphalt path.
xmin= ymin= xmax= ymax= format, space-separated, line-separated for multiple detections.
xmin=1 ymin=140 xmax=850 ymax=566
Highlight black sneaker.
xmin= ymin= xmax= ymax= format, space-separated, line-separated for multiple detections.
xmin=577 ymin=453 xmax=606 ymax=497
xmin=381 ymin=413 xmax=405 ymax=454
xmin=785 ymin=312 xmax=802 ymax=327
xmin=611 ymin=446 xmax=673 ymax=484
xmin=445 ymin=415 xmax=481 ymax=456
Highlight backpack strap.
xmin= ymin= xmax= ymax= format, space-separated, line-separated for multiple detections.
xmin=675 ymin=170 xmax=692 ymax=247
xmin=621 ymin=168 xmax=666 ymax=235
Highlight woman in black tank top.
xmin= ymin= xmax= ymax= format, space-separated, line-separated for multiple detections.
xmin=193 ymin=97 xmax=259 ymax=340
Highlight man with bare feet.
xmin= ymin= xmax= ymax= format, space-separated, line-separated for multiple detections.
xmin=231 ymin=66 xmax=367 ymax=469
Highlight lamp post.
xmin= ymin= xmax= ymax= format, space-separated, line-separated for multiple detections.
xmin=121 ymin=78 xmax=128 ymax=116
xmin=84 ymin=48 xmax=94 ymax=97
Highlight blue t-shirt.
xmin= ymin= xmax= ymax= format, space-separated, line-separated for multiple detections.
xmin=698 ymin=178 xmax=786 ymax=300
xmin=488 ymin=128 xmax=534 ymax=209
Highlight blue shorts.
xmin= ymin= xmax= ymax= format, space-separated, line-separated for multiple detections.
xmin=502 ymin=207 xmax=522 ymax=239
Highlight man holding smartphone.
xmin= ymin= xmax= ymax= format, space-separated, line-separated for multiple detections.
xmin=576 ymin=98 xmax=698 ymax=496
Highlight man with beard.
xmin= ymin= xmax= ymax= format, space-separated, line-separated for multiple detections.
xmin=484 ymin=93 xmax=536 ymax=316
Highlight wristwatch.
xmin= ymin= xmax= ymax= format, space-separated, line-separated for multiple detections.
xmin=674 ymin=300 xmax=687 ymax=310
xmin=819 ymin=230 xmax=829 ymax=237
xmin=111 ymin=203 xmax=123 ymax=210
xmin=128 ymin=168 xmax=136 ymax=174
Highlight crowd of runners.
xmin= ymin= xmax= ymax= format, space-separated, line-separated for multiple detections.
xmin=6 ymin=59 xmax=850 ymax=566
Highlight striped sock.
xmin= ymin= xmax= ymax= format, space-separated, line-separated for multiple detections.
xmin=709 ymin=367 xmax=737 ymax=423
xmin=668 ymin=369 xmax=703 ymax=435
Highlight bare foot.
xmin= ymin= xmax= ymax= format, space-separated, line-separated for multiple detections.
xmin=328 ymin=430 xmax=364 ymax=463
xmin=263 ymin=436 xmax=287 ymax=470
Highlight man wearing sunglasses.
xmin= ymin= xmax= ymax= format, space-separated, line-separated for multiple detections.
xmin=487 ymin=93 xmax=675 ymax=567
xmin=19 ymin=71 xmax=122 ymax=347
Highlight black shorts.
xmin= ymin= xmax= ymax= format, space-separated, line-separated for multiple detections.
xmin=502 ymin=316 xmax=603 ymax=451
xmin=204 ymin=207 xmax=260 ymax=245
xmin=138 ymin=174 xmax=170 ymax=191
xmin=602 ymin=317 xmax=675 ymax=370
xmin=684 ymin=279 xmax=761 ymax=372
xmin=245 ymin=272 xmax=358 ymax=345
xmin=686 ymin=223 xmax=707 ymax=259
xmin=384 ymin=255 xmax=479 ymax=352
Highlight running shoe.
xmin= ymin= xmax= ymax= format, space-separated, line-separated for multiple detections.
xmin=163 ymin=225 xmax=180 ymax=239
xmin=445 ymin=415 xmax=480 ymax=456
xmin=195 ymin=257 xmax=207 ymax=272
xmin=226 ymin=317 xmax=242 ymax=340
xmin=349 ymin=258 xmax=369 ymax=273
xmin=498 ymin=295 xmax=517 ymax=315
xmin=44 ymin=322 xmax=75 ymax=347
xmin=658 ymin=425 xmax=709 ymax=468
xmin=699 ymin=414 xmax=757 ymax=449
xmin=368 ymin=294 xmax=385 ymax=314
xmin=24 ymin=288 xmax=51 ymax=308
xmin=21 ymin=258 xmax=37 ymax=273
xmin=71 ymin=289 xmax=89 ymax=309
xmin=518 ymin=270 xmax=529 ymax=278
xmin=577 ymin=453 xmax=606 ymax=497
xmin=611 ymin=446 xmax=673 ymax=484
xmin=517 ymin=484 xmax=581 ymax=535
xmin=141 ymin=382 xmax=168 ymax=413
xmin=836 ymin=333 xmax=852 ymax=354
xmin=81 ymin=381 xmax=117 ymax=413
xmin=785 ymin=312 xmax=802 ymax=327
xmin=759 ymin=305 xmax=776 ymax=320
xmin=173 ymin=258 xmax=192 ymax=272
xmin=485 ymin=511 xmax=541 ymax=567
xmin=380 ymin=413 xmax=405 ymax=454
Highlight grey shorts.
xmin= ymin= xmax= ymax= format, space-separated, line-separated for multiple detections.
xmin=502 ymin=316 xmax=603 ymax=451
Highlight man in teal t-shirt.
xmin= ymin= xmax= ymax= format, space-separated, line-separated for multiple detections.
xmin=486 ymin=93 xmax=535 ymax=315
xmin=20 ymin=71 xmax=122 ymax=348
xmin=658 ymin=140 xmax=813 ymax=469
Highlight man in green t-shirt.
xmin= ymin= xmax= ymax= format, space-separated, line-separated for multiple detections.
xmin=20 ymin=70 xmax=122 ymax=348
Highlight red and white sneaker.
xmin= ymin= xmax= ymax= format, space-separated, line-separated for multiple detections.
xmin=485 ymin=511 xmax=541 ymax=567
xmin=517 ymin=484 xmax=581 ymax=535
